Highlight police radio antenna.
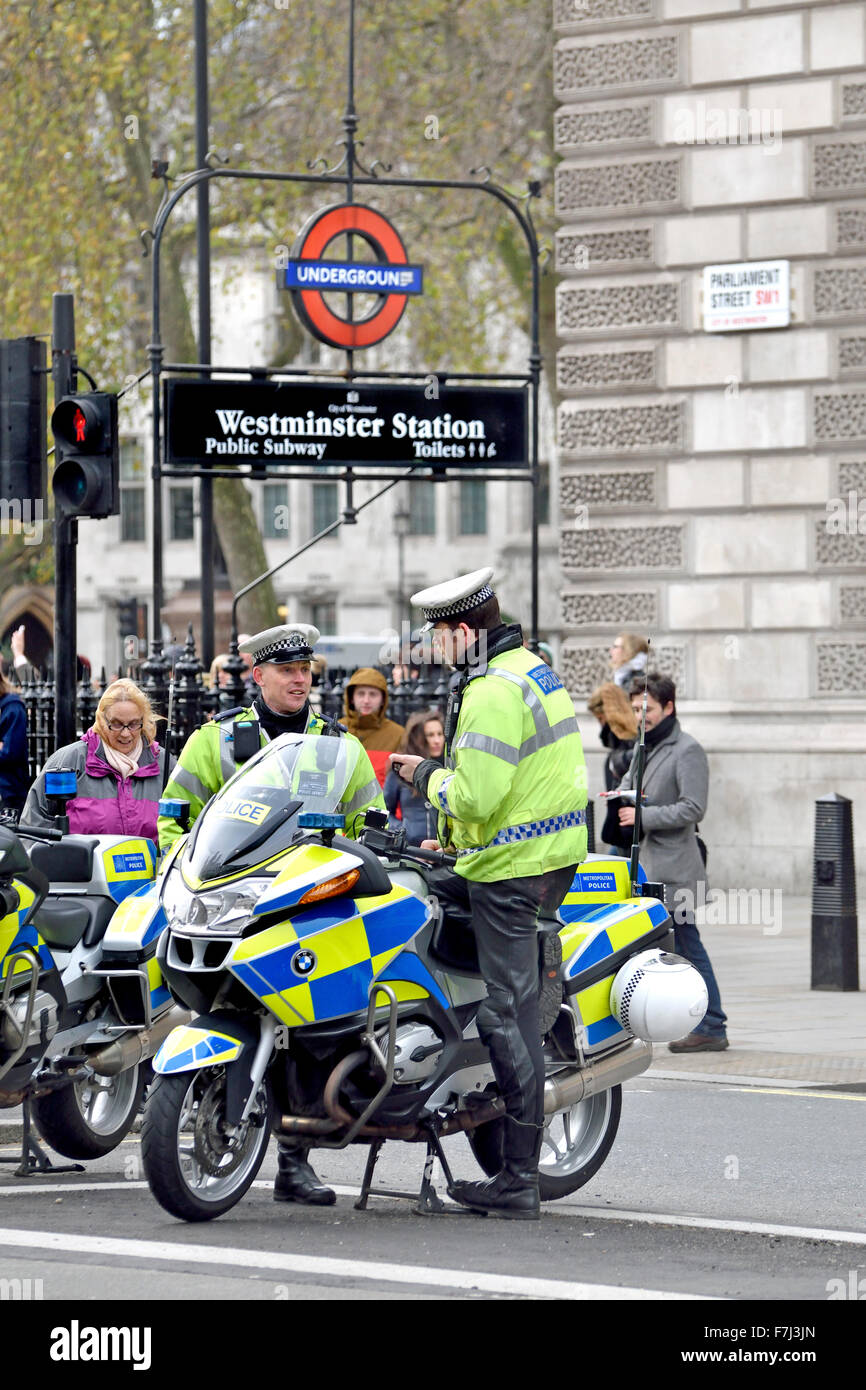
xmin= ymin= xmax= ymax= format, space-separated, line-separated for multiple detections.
xmin=162 ymin=655 xmax=177 ymax=795
xmin=628 ymin=641 xmax=651 ymax=897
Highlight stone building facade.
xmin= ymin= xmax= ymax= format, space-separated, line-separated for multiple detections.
xmin=554 ymin=0 xmax=866 ymax=895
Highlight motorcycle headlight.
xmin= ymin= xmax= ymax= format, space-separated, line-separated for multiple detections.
xmin=162 ymin=874 xmax=274 ymax=934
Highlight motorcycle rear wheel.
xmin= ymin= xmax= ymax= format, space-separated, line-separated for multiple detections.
xmin=466 ymin=1085 xmax=622 ymax=1201
xmin=32 ymin=1062 xmax=146 ymax=1160
xmin=142 ymin=1068 xmax=272 ymax=1222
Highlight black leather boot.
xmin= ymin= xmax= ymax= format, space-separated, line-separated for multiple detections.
xmin=273 ymin=1144 xmax=336 ymax=1206
xmin=449 ymin=1118 xmax=542 ymax=1220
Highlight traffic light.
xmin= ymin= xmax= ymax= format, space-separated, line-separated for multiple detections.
xmin=51 ymin=391 xmax=119 ymax=519
xmin=0 ymin=337 xmax=47 ymax=505
xmin=117 ymin=598 xmax=138 ymax=637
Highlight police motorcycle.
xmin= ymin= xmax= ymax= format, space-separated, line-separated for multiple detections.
xmin=0 ymin=774 xmax=185 ymax=1168
xmin=139 ymin=731 xmax=708 ymax=1222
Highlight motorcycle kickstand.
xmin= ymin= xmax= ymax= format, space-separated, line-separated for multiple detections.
xmin=354 ymin=1140 xmax=385 ymax=1210
xmin=0 ymin=1099 xmax=85 ymax=1178
xmin=413 ymin=1125 xmax=473 ymax=1218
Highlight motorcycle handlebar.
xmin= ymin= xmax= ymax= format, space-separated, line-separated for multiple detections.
xmin=359 ymin=826 xmax=456 ymax=870
xmin=398 ymin=845 xmax=457 ymax=869
xmin=18 ymin=826 xmax=65 ymax=843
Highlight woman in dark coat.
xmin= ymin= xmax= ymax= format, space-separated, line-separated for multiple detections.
xmin=0 ymin=667 xmax=30 ymax=816
xmin=587 ymin=682 xmax=638 ymax=853
xmin=384 ymin=709 xmax=444 ymax=845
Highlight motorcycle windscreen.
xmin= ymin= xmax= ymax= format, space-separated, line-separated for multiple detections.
xmin=185 ymin=733 xmax=364 ymax=884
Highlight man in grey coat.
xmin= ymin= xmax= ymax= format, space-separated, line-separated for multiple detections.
xmin=617 ymin=671 xmax=728 ymax=1052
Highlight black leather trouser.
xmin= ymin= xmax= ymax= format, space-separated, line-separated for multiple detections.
xmin=430 ymin=864 xmax=576 ymax=1132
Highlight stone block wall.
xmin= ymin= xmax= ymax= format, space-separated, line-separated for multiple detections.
xmin=555 ymin=0 xmax=866 ymax=895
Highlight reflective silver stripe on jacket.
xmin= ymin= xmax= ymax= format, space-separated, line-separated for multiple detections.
xmin=454 ymin=714 xmax=579 ymax=766
xmin=342 ymin=775 xmax=382 ymax=816
xmin=455 ymin=808 xmax=587 ymax=857
xmin=169 ymin=764 xmax=212 ymax=807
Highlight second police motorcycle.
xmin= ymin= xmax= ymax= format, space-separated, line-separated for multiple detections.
xmin=113 ymin=728 xmax=709 ymax=1221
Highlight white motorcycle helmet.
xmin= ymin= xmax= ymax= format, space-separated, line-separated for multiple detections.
xmin=610 ymin=949 xmax=708 ymax=1043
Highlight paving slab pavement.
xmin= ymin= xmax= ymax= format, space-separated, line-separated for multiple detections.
xmin=649 ymin=894 xmax=865 ymax=1088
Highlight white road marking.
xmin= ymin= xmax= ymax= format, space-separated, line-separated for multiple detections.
xmin=730 ymin=1087 xmax=866 ymax=1103
xmin=0 ymin=1226 xmax=712 ymax=1300
xmin=0 ymin=1180 xmax=864 ymax=1247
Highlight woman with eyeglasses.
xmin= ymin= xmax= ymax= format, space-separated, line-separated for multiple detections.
xmin=20 ymin=679 xmax=171 ymax=841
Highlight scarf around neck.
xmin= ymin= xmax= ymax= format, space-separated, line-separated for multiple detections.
xmin=101 ymin=737 xmax=143 ymax=780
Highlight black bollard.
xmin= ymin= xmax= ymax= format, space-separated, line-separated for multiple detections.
xmin=811 ymin=794 xmax=859 ymax=991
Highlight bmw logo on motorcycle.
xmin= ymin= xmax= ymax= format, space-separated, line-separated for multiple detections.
xmin=291 ymin=949 xmax=317 ymax=977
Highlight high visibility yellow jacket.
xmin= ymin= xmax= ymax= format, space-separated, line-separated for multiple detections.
xmin=425 ymin=643 xmax=587 ymax=882
xmin=158 ymin=707 xmax=385 ymax=852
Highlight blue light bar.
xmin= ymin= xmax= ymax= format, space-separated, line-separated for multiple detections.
xmin=159 ymin=798 xmax=189 ymax=821
xmin=44 ymin=771 xmax=78 ymax=797
xmin=298 ymin=813 xmax=346 ymax=830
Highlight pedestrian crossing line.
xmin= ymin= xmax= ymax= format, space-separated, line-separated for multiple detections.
xmin=0 ymin=1181 xmax=864 ymax=1248
xmin=0 ymin=1226 xmax=713 ymax=1301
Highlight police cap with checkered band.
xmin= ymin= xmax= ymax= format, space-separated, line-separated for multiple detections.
xmin=411 ymin=568 xmax=495 ymax=631
xmin=245 ymin=623 xmax=320 ymax=666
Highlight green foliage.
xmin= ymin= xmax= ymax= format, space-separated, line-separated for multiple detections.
xmin=0 ymin=1 xmax=553 ymax=621
xmin=0 ymin=0 xmax=552 ymax=374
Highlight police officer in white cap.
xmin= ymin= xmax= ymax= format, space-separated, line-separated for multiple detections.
xmin=159 ymin=622 xmax=385 ymax=1208
xmin=390 ymin=569 xmax=587 ymax=1219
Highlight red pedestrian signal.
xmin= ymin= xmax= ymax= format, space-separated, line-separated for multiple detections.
xmin=51 ymin=392 xmax=119 ymax=520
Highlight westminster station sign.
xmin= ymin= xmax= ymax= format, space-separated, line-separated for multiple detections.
xmin=164 ymin=380 xmax=528 ymax=468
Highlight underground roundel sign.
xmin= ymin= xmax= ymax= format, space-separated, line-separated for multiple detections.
xmin=284 ymin=204 xmax=424 ymax=351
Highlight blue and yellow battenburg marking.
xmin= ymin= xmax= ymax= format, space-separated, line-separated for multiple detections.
xmin=558 ymin=854 xmax=646 ymax=925
xmin=558 ymin=896 xmax=669 ymax=1049
xmin=154 ymin=1024 xmax=243 ymax=1074
xmin=0 ymin=882 xmax=54 ymax=979
xmin=253 ymin=843 xmax=363 ymax=915
xmin=227 ymin=882 xmax=437 ymax=1026
xmin=147 ymin=955 xmax=171 ymax=1014
xmin=102 ymin=884 xmax=167 ymax=953
xmin=102 ymin=838 xmax=157 ymax=902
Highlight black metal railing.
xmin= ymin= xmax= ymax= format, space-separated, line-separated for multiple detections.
xmin=19 ymin=623 xmax=448 ymax=781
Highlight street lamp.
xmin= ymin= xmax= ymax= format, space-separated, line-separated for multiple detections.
xmin=394 ymin=500 xmax=412 ymax=664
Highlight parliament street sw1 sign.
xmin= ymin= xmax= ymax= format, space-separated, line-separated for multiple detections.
xmin=164 ymin=380 xmax=528 ymax=468
xmin=702 ymin=259 xmax=790 ymax=332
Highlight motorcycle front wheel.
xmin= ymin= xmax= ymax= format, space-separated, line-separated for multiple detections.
xmin=467 ymin=1084 xmax=622 ymax=1201
xmin=141 ymin=1067 xmax=273 ymax=1222
xmin=32 ymin=1062 xmax=146 ymax=1160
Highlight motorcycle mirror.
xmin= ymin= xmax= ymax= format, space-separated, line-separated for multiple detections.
xmin=0 ymin=827 xmax=31 ymax=877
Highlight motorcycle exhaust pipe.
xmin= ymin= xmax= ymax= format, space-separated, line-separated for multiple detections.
xmin=543 ymin=1038 xmax=652 ymax=1114
xmin=279 ymin=1039 xmax=652 ymax=1142
xmin=86 ymin=1006 xmax=189 ymax=1077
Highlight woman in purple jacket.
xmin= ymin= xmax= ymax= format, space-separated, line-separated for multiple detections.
xmin=20 ymin=679 xmax=170 ymax=843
